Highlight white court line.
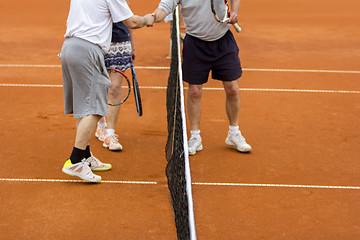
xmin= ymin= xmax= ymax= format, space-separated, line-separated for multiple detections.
xmin=0 ymin=64 xmax=62 ymax=68
xmin=0 ymin=64 xmax=360 ymax=74
xmin=0 ymin=83 xmax=359 ymax=94
xmin=243 ymin=68 xmax=360 ymax=74
xmin=193 ymin=182 xmax=360 ymax=190
xmin=0 ymin=83 xmax=63 ymax=88
xmin=209 ymin=87 xmax=360 ymax=94
xmin=0 ymin=178 xmax=157 ymax=185
xmin=0 ymin=178 xmax=359 ymax=190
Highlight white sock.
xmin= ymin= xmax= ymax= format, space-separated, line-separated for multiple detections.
xmin=98 ymin=117 xmax=107 ymax=128
xmin=229 ymin=125 xmax=239 ymax=134
xmin=190 ymin=130 xmax=201 ymax=139
xmin=107 ymin=129 xmax=115 ymax=137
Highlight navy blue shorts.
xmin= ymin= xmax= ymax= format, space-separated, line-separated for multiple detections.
xmin=182 ymin=30 xmax=242 ymax=85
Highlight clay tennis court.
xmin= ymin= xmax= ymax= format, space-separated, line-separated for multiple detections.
xmin=1 ymin=0 xmax=359 ymax=239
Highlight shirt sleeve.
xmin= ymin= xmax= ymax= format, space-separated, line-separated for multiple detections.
xmin=159 ymin=0 xmax=179 ymax=15
xmin=107 ymin=0 xmax=134 ymax=23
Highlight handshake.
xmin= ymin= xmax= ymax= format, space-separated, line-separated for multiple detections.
xmin=125 ymin=8 xmax=167 ymax=29
xmin=143 ymin=14 xmax=155 ymax=27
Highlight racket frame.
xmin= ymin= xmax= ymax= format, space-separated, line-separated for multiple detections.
xmin=211 ymin=0 xmax=242 ymax=32
xmin=130 ymin=61 xmax=143 ymax=116
xmin=107 ymin=69 xmax=131 ymax=106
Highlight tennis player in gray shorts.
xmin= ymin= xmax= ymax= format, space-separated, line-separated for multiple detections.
xmin=60 ymin=0 xmax=154 ymax=183
xmin=60 ymin=37 xmax=114 ymax=182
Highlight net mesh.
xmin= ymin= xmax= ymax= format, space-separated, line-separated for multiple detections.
xmin=165 ymin=9 xmax=195 ymax=240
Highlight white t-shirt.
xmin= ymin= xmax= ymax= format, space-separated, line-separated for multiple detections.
xmin=64 ymin=0 xmax=134 ymax=52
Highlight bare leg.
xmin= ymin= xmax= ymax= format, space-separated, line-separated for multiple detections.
xmin=223 ymin=80 xmax=240 ymax=127
xmin=98 ymin=116 xmax=107 ymax=127
xmin=186 ymin=83 xmax=204 ymax=155
xmin=223 ymin=80 xmax=252 ymax=152
xmin=75 ymin=115 xmax=102 ymax=149
xmin=107 ymin=70 xmax=124 ymax=130
xmin=186 ymin=84 xmax=203 ymax=131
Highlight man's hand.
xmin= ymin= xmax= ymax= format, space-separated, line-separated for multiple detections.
xmin=144 ymin=14 xmax=155 ymax=27
xmin=228 ymin=12 xmax=238 ymax=25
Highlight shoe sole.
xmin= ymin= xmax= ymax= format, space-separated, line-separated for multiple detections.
xmin=225 ymin=139 xmax=252 ymax=153
xmin=62 ymin=168 xmax=101 ymax=182
xmin=95 ymin=132 xmax=106 ymax=142
xmin=103 ymin=143 xmax=122 ymax=151
xmin=91 ymin=166 xmax=112 ymax=171
xmin=189 ymin=144 xmax=203 ymax=156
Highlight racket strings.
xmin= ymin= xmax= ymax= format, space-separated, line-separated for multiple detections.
xmin=212 ymin=0 xmax=229 ymax=22
xmin=211 ymin=0 xmax=242 ymax=32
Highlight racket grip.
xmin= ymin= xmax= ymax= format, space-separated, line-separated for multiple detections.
xmin=232 ymin=23 xmax=241 ymax=32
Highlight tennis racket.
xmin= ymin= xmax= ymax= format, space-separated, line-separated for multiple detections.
xmin=211 ymin=0 xmax=242 ymax=32
xmin=107 ymin=69 xmax=131 ymax=106
xmin=130 ymin=60 xmax=143 ymax=116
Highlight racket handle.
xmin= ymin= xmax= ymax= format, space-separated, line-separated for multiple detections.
xmin=233 ymin=23 xmax=241 ymax=32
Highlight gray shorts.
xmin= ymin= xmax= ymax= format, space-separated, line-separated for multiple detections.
xmin=61 ymin=37 xmax=111 ymax=118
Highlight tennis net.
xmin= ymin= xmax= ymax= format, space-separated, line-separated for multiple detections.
xmin=165 ymin=7 xmax=197 ymax=240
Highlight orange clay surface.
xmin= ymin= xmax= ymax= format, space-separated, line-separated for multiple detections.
xmin=1 ymin=0 xmax=360 ymax=239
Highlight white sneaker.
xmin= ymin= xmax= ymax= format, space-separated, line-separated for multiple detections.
xmin=103 ymin=134 xmax=123 ymax=151
xmin=85 ymin=154 xmax=112 ymax=171
xmin=188 ymin=136 xmax=203 ymax=155
xmin=62 ymin=159 xmax=101 ymax=182
xmin=95 ymin=127 xmax=107 ymax=142
xmin=225 ymin=130 xmax=252 ymax=153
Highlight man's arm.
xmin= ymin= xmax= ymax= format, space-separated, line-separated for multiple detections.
xmin=229 ymin=0 xmax=240 ymax=24
xmin=129 ymin=28 xmax=136 ymax=59
xmin=152 ymin=7 xmax=168 ymax=23
xmin=123 ymin=14 xmax=154 ymax=29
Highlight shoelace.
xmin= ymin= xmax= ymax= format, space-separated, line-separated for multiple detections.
xmin=81 ymin=159 xmax=91 ymax=166
xmin=87 ymin=156 xmax=101 ymax=167
xmin=229 ymin=131 xmax=246 ymax=143
xmin=109 ymin=134 xmax=119 ymax=141
xmin=236 ymin=133 xmax=245 ymax=141
xmin=189 ymin=137 xmax=200 ymax=146
xmin=74 ymin=161 xmax=93 ymax=175
xmin=97 ymin=128 xmax=107 ymax=136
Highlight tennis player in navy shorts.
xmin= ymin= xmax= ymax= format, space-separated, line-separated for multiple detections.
xmin=153 ymin=0 xmax=252 ymax=156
